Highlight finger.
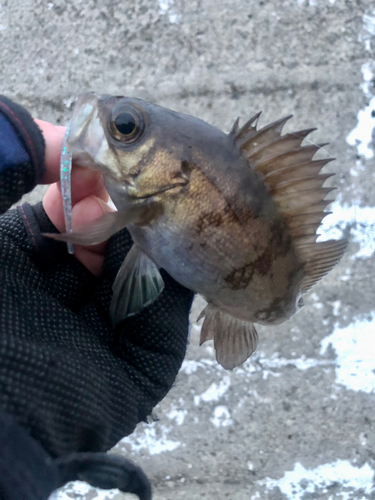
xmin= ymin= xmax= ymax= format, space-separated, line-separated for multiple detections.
xmin=71 ymin=196 xmax=114 ymax=276
xmin=34 ymin=119 xmax=66 ymax=184
xmin=43 ymin=166 xmax=109 ymax=232
xmin=43 ymin=183 xmax=64 ymax=232
xmin=65 ymin=165 xmax=109 ymax=206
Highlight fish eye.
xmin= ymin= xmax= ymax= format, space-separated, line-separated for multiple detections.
xmin=115 ymin=112 xmax=137 ymax=135
xmin=110 ymin=106 xmax=144 ymax=143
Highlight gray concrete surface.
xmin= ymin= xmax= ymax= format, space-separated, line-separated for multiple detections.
xmin=1 ymin=0 xmax=375 ymax=498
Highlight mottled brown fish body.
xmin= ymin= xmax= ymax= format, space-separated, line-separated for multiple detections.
xmin=57 ymin=92 xmax=347 ymax=369
xmin=129 ymin=142 xmax=304 ymax=325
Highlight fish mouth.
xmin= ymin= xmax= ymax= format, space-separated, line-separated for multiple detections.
xmin=68 ymin=93 xmax=98 ymax=139
xmin=68 ymin=93 xmax=99 ymax=145
xmin=127 ymin=181 xmax=188 ymax=199
xmin=66 ymin=92 xmax=109 ymax=172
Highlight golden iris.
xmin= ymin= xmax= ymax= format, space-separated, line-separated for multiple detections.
xmin=110 ymin=106 xmax=144 ymax=143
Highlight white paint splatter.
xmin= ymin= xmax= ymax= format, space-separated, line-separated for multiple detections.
xmin=349 ymin=13 xmax=375 ymax=158
xmin=158 ymin=0 xmax=170 ymax=12
xmin=210 ymin=405 xmax=233 ymax=428
xmin=168 ymin=13 xmax=179 ymax=23
xmin=157 ymin=0 xmax=180 ymax=23
xmin=320 ymin=313 xmax=375 ymax=393
xmin=358 ymin=11 xmax=375 ymax=52
xmin=121 ymin=422 xmax=181 ymax=455
xmin=63 ymin=96 xmax=75 ymax=109
xmin=247 ymin=390 xmax=272 ymax=404
xmin=363 ymin=12 xmax=375 ymax=37
xmin=318 ymin=200 xmax=375 ymax=259
xmin=332 ymin=300 xmax=341 ymax=316
xmin=167 ymin=403 xmax=187 ymax=425
xmin=256 ymin=352 xmax=333 ymax=372
xmin=347 ymin=98 xmax=375 ymax=159
xmin=264 ymin=460 xmax=374 ymax=499
xmin=194 ymin=376 xmax=231 ymax=405
xmin=360 ymin=432 xmax=368 ymax=447
xmin=227 ymin=350 xmax=336 ymax=382
xmin=247 ymin=461 xmax=255 ymax=471
xmin=339 ymin=267 xmax=352 ymax=281
xmin=50 ymin=481 xmax=118 ymax=499
xmin=296 ymin=0 xmax=332 ymax=6
xmin=313 ymin=301 xmax=324 ymax=309
xmin=180 ymin=358 xmax=217 ymax=375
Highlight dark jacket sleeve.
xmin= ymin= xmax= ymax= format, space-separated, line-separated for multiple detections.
xmin=0 ymin=97 xmax=194 ymax=498
xmin=0 ymin=96 xmax=46 ymax=213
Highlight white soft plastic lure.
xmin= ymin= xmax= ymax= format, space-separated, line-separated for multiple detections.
xmin=60 ymin=121 xmax=74 ymax=254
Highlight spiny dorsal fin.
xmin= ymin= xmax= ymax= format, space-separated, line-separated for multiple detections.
xmin=255 ymin=144 xmax=326 ymax=172
xmin=229 ymin=117 xmax=240 ymax=136
xmin=234 ymin=112 xmax=262 ymax=143
xmin=233 ymin=114 xmax=347 ymax=292
xmin=269 ymin=173 xmax=335 ymax=196
xmin=264 ymin=158 xmax=334 ymax=183
xmin=237 ymin=115 xmax=293 ymax=151
xmin=247 ymin=129 xmax=317 ymax=162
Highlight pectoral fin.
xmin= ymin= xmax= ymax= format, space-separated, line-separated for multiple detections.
xmin=200 ymin=306 xmax=258 ymax=370
xmin=110 ymin=245 xmax=165 ymax=324
xmin=43 ymin=202 xmax=161 ymax=246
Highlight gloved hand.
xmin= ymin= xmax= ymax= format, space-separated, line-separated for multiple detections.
xmin=0 ymin=95 xmax=194 ymax=499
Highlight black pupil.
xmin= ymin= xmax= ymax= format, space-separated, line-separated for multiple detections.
xmin=115 ymin=112 xmax=137 ymax=135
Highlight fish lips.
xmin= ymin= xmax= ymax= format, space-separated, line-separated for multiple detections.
xmin=68 ymin=93 xmax=99 ymax=143
xmin=66 ymin=92 xmax=107 ymax=171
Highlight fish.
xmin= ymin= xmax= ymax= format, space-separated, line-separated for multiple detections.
xmin=46 ymin=92 xmax=347 ymax=370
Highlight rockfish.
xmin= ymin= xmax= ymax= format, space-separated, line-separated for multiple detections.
xmin=49 ymin=92 xmax=347 ymax=369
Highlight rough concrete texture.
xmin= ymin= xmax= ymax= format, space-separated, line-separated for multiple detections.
xmin=1 ymin=0 xmax=375 ymax=498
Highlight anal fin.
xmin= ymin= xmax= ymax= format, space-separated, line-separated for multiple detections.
xmin=110 ymin=245 xmax=165 ymax=324
xmin=199 ymin=306 xmax=258 ymax=370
